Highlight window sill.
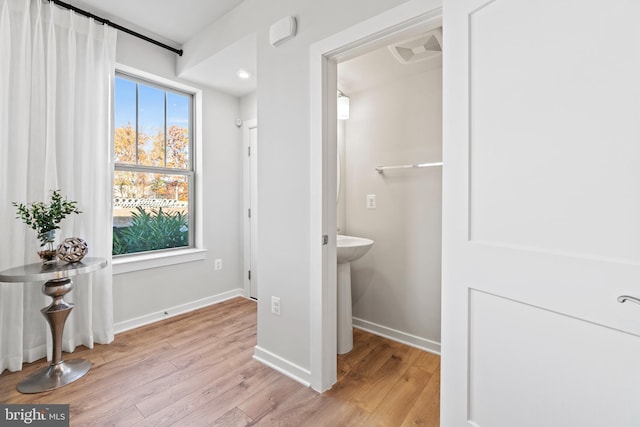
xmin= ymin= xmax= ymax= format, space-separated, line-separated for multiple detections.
xmin=113 ymin=248 xmax=207 ymax=275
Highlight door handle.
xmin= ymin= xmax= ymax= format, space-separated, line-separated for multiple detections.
xmin=617 ymin=295 xmax=640 ymax=305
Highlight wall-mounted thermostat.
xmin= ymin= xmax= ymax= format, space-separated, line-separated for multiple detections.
xmin=270 ymin=16 xmax=297 ymax=47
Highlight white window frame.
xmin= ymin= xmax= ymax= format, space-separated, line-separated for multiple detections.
xmin=112 ymin=64 xmax=205 ymax=275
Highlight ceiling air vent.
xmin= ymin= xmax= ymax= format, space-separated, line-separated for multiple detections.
xmin=388 ymin=28 xmax=442 ymax=64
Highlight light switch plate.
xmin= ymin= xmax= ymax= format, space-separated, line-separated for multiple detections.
xmin=366 ymin=194 xmax=376 ymax=209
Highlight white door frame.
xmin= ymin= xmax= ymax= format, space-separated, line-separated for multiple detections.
xmin=309 ymin=0 xmax=443 ymax=392
xmin=243 ymin=119 xmax=258 ymax=299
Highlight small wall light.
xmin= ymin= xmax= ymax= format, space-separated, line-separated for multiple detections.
xmin=337 ymin=92 xmax=350 ymax=120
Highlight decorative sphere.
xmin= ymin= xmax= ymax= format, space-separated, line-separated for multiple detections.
xmin=57 ymin=237 xmax=88 ymax=263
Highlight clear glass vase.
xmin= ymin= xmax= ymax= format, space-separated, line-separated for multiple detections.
xmin=38 ymin=230 xmax=58 ymax=263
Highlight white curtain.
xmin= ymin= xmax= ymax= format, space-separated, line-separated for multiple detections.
xmin=0 ymin=0 xmax=116 ymax=373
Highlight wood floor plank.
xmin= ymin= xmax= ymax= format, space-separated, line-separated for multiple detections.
xmin=336 ymin=329 xmax=379 ymax=382
xmin=134 ymin=347 xmax=256 ymax=419
xmin=356 ymin=347 xmax=422 ymax=413
xmin=211 ymin=407 xmax=253 ymax=427
xmin=236 ymin=374 xmax=304 ymax=420
xmin=413 ymin=350 xmax=441 ymax=374
xmin=327 ymin=338 xmax=417 ymax=408
xmin=167 ymin=322 xmax=256 ymax=370
xmin=70 ymin=356 xmax=177 ymax=401
xmin=298 ymin=394 xmax=370 ymax=427
xmin=363 ymin=366 xmax=433 ymax=426
xmin=401 ymin=369 xmax=441 ymax=427
xmin=248 ymin=384 xmax=321 ymax=426
xmin=169 ymin=365 xmax=282 ymax=427
xmin=73 ymin=402 xmax=146 ymax=426
xmin=251 ymin=386 xmax=370 ymax=427
xmin=0 ymin=297 xmax=440 ymax=426
xmin=68 ymin=348 xmax=241 ymax=425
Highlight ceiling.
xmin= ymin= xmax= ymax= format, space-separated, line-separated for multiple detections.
xmin=338 ymin=29 xmax=442 ymax=95
xmin=66 ymin=0 xmax=256 ymax=96
xmin=178 ymin=34 xmax=257 ymax=97
xmin=66 ymin=0 xmax=245 ymax=45
xmin=61 ymin=3 xmax=440 ymax=98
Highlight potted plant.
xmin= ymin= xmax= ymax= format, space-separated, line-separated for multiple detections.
xmin=13 ymin=190 xmax=81 ymax=262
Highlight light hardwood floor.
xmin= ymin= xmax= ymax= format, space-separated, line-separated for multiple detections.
xmin=0 ymin=297 xmax=440 ymax=426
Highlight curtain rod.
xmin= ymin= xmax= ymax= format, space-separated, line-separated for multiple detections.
xmin=48 ymin=0 xmax=183 ymax=56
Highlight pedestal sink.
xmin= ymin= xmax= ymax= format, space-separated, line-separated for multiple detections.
xmin=337 ymin=235 xmax=374 ymax=354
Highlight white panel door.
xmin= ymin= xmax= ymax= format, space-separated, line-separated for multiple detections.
xmin=243 ymin=120 xmax=258 ymax=299
xmin=443 ymin=1 xmax=640 ymax=426
xmin=249 ymin=125 xmax=258 ymax=299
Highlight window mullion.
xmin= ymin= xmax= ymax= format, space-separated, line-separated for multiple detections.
xmin=114 ymin=164 xmax=189 ymax=176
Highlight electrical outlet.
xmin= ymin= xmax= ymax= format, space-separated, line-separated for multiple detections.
xmin=271 ymin=296 xmax=281 ymax=316
xmin=214 ymin=259 xmax=222 ymax=270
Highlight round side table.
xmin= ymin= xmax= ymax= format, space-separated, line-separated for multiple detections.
xmin=0 ymin=257 xmax=107 ymax=393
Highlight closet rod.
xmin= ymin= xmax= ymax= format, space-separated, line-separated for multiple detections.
xmin=375 ymin=162 xmax=443 ymax=174
xmin=48 ymin=0 xmax=184 ymax=56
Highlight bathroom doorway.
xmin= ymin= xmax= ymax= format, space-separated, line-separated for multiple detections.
xmin=335 ymin=28 xmax=442 ymax=354
xmin=309 ymin=1 xmax=443 ymax=392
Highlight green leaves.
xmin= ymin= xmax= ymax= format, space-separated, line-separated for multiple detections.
xmin=112 ymin=207 xmax=188 ymax=255
xmin=12 ymin=190 xmax=81 ymax=246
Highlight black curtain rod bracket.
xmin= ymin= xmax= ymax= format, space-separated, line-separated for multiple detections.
xmin=48 ymin=0 xmax=183 ymax=56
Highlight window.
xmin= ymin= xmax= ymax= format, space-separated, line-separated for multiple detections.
xmin=112 ymin=73 xmax=194 ymax=256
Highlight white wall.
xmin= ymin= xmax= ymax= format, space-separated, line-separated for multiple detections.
xmin=240 ymin=91 xmax=257 ymax=122
xmin=179 ymin=0 xmax=411 ymax=375
xmin=341 ymin=61 xmax=442 ymax=349
xmin=112 ymin=32 xmax=245 ymax=327
xmin=337 ymin=120 xmax=347 ymax=233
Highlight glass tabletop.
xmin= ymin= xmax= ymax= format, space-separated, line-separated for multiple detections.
xmin=0 ymin=257 xmax=108 ymax=283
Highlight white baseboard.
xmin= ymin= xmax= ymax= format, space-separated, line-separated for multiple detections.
xmin=352 ymin=317 xmax=441 ymax=355
xmin=253 ymin=346 xmax=312 ymax=388
xmin=114 ymin=288 xmax=246 ymax=334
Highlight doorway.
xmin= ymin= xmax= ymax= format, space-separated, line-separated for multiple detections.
xmin=309 ymin=0 xmax=443 ymax=392
xmin=336 ymin=28 xmax=442 ymax=354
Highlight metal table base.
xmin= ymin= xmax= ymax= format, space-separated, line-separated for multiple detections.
xmin=18 ymin=277 xmax=91 ymax=393
xmin=18 ymin=359 xmax=92 ymax=394
xmin=0 ymin=258 xmax=107 ymax=394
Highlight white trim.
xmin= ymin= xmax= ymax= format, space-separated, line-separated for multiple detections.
xmin=352 ymin=317 xmax=441 ymax=355
xmin=253 ymin=346 xmax=312 ymax=388
xmin=114 ymin=288 xmax=245 ymax=333
xmin=309 ymin=42 xmax=337 ymax=393
xmin=116 ymin=63 xmax=202 ymax=94
xmin=113 ymin=248 xmax=207 ymax=275
xmin=194 ymin=89 xmax=204 ymax=250
xmin=309 ymin=0 xmax=443 ymax=392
